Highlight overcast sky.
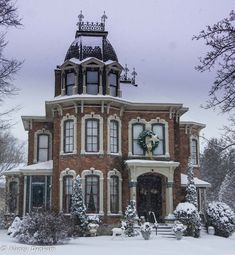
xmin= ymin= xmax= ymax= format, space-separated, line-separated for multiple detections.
xmin=2 ymin=0 xmax=234 ymax=149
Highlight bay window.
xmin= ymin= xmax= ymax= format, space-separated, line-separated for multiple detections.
xmin=63 ymin=175 xmax=73 ymax=213
xmin=110 ymin=120 xmax=119 ymax=153
xmin=85 ymin=175 xmax=100 ymax=213
xmin=65 ymin=72 xmax=75 ymax=96
xmin=64 ymin=120 xmax=74 ymax=153
xmin=85 ymin=119 xmax=99 ymax=152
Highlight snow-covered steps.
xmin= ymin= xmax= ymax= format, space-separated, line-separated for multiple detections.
xmin=156 ymin=224 xmax=175 ymax=238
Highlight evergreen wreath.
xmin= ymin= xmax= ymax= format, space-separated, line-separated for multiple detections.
xmin=137 ymin=130 xmax=159 ymax=152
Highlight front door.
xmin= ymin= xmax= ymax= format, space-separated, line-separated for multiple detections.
xmin=137 ymin=174 xmax=162 ymax=222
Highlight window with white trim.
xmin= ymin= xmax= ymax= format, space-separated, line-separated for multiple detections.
xmin=87 ymin=70 xmax=99 ymax=95
xmin=110 ymin=120 xmax=119 ymax=153
xmin=63 ymin=175 xmax=73 ymax=213
xmin=85 ymin=175 xmax=100 ymax=213
xmin=85 ymin=119 xmax=99 ymax=152
xmin=37 ymin=134 xmax=49 ymax=162
xmin=191 ymin=139 xmax=198 ymax=165
xmin=65 ymin=72 xmax=75 ymax=95
xmin=132 ymin=123 xmax=145 ymax=155
xmin=109 ymin=73 xmax=118 ymax=97
xmin=110 ymin=176 xmax=119 ymax=213
xmin=64 ymin=120 xmax=74 ymax=153
xmin=152 ymin=123 xmax=165 ymax=155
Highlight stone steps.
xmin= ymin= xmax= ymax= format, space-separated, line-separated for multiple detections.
xmin=155 ymin=224 xmax=175 ymax=238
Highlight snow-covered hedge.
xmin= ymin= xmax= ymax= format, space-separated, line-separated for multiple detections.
xmin=206 ymin=202 xmax=235 ymax=238
xmin=174 ymin=202 xmax=201 ymax=237
xmin=8 ymin=211 xmax=71 ymax=245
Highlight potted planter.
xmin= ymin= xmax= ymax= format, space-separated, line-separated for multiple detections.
xmin=172 ymin=221 xmax=186 ymax=240
xmin=88 ymin=223 xmax=99 ymax=237
xmin=140 ymin=222 xmax=152 ymax=240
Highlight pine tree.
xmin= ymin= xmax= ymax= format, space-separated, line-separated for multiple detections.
xmin=185 ymin=158 xmax=198 ymax=208
xmin=71 ymin=175 xmax=88 ymax=236
xmin=124 ymin=200 xmax=139 ymax=237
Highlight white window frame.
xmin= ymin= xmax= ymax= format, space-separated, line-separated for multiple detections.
xmin=60 ymin=114 xmax=77 ymax=155
xmin=190 ymin=135 xmax=200 ymax=167
xmin=81 ymin=113 xmax=103 ymax=155
xmin=81 ymin=168 xmax=104 ymax=215
xmin=128 ymin=118 xmax=169 ymax=158
xmin=59 ymin=168 xmax=76 ymax=213
xmin=107 ymin=115 xmax=122 ymax=155
xmin=34 ymin=129 xmax=52 ymax=163
xmin=107 ymin=169 xmax=122 ymax=215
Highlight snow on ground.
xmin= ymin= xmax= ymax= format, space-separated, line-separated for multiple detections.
xmin=0 ymin=230 xmax=235 ymax=255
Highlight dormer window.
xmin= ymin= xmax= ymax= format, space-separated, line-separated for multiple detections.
xmin=109 ymin=73 xmax=118 ymax=97
xmin=87 ymin=70 xmax=99 ymax=95
xmin=65 ymin=72 xmax=75 ymax=95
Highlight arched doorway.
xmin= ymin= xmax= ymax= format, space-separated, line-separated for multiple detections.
xmin=137 ymin=174 xmax=162 ymax=222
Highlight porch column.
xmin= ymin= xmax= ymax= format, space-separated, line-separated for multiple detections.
xmin=166 ymin=182 xmax=174 ymax=216
xmin=129 ymin=180 xmax=137 ymax=201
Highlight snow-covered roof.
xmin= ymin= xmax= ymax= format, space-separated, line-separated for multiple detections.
xmin=181 ymin=174 xmax=211 ymax=188
xmin=4 ymin=161 xmax=53 ymax=176
xmin=126 ymin=159 xmax=180 ymax=168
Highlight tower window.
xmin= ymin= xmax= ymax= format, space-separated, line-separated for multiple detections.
xmin=109 ymin=73 xmax=118 ymax=97
xmin=65 ymin=72 xmax=75 ymax=95
xmin=87 ymin=71 xmax=99 ymax=95
xmin=85 ymin=175 xmax=100 ymax=213
xmin=110 ymin=120 xmax=119 ymax=153
xmin=85 ymin=119 xmax=99 ymax=152
xmin=64 ymin=120 xmax=74 ymax=153
xmin=191 ymin=139 xmax=198 ymax=165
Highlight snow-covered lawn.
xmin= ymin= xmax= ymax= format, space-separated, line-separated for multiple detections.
xmin=0 ymin=230 xmax=235 ymax=255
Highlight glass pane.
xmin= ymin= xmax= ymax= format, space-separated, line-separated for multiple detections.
xmin=87 ymin=84 xmax=98 ymax=95
xmin=66 ymin=72 xmax=75 ymax=85
xmin=32 ymin=177 xmax=45 ymax=208
xmin=110 ymin=86 xmax=117 ymax=97
xmin=152 ymin=124 xmax=163 ymax=139
xmin=153 ymin=141 xmax=164 ymax=155
xmin=38 ymin=148 xmax=48 ymax=162
xmin=133 ymin=140 xmax=144 ymax=155
xmin=133 ymin=124 xmax=144 ymax=139
xmin=39 ymin=135 xmax=48 ymax=148
xmin=109 ymin=73 xmax=117 ymax=86
xmin=87 ymin=71 xmax=98 ymax=83
xmin=85 ymin=175 xmax=99 ymax=213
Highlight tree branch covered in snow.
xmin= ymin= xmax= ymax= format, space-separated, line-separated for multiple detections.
xmin=193 ymin=10 xmax=235 ymax=113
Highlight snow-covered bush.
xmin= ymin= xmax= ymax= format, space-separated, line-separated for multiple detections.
xmin=206 ymin=202 xmax=235 ymax=238
xmin=0 ymin=209 xmax=5 ymax=229
xmin=71 ymin=175 xmax=88 ymax=236
xmin=186 ymin=159 xmax=198 ymax=207
xmin=8 ymin=211 xmax=70 ymax=245
xmin=140 ymin=222 xmax=152 ymax=240
xmin=124 ymin=200 xmax=139 ymax=237
xmin=172 ymin=221 xmax=186 ymax=233
xmin=174 ymin=202 xmax=201 ymax=237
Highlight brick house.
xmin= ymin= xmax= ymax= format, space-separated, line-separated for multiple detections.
xmin=4 ymin=14 xmax=210 ymax=225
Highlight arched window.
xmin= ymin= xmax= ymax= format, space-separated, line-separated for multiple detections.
xmin=152 ymin=123 xmax=165 ymax=155
xmin=64 ymin=120 xmax=74 ymax=153
xmin=110 ymin=120 xmax=119 ymax=153
xmin=9 ymin=181 xmax=18 ymax=213
xmin=85 ymin=119 xmax=99 ymax=152
xmin=86 ymin=70 xmax=99 ymax=95
xmin=63 ymin=175 xmax=73 ymax=213
xmin=85 ymin=175 xmax=100 ymax=213
xmin=109 ymin=73 xmax=118 ymax=97
xmin=132 ymin=123 xmax=145 ymax=155
xmin=37 ymin=134 xmax=49 ymax=162
xmin=110 ymin=176 xmax=119 ymax=213
xmin=65 ymin=72 xmax=75 ymax=95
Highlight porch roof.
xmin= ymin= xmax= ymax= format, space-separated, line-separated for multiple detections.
xmin=4 ymin=160 xmax=53 ymax=175
xmin=181 ymin=174 xmax=211 ymax=188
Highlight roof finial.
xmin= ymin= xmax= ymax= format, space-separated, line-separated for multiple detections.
xmin=78 ymin=10 xmax=84 ymax=23
xmin=101 ymin=11 xmax=108 ymax=24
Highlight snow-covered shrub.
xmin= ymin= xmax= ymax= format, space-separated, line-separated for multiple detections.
xmin=174 ymin=202 xmax=201 ymax=237
xmin=172 ymin=221 xmax=186 ymax=233
xmin=186 ymin=159 xmax=198 ymax=207
xmin=140 ymin=222 xmax=152 ymax=240
xmin=0 ymin=209 xmax=5 ymax=229
xmin=71 ymin=175 xmax=88 ymax=236
xmin=206 ymin=202 xmax=235 ymax=238
xmin=124 ymin=200 xmax=139 ymax=237
xmin=9 ymin=211 xmax=70 ymax=245
xmin=7 ymin=216 xmax=21 ymax=237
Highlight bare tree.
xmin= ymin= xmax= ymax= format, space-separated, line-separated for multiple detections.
xmin=193 ymin=11 xmax=235 ymax=113
xmin=0 ymin=0 xmax=22 ymax=129
xmin=0 ymin=131 xmax=25 ymax=175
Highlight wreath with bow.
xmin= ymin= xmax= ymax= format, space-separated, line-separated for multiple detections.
xmin=137 ymin=130 xmax=160 ymax=152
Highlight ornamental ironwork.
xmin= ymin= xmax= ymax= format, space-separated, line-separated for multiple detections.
xmin=120 ymin=64 xmax=138 ymax=86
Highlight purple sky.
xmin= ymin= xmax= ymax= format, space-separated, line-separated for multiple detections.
xmin=2 ymin=0 xmax=234 ymax=149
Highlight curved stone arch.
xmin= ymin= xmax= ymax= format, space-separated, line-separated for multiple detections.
xmin=59 ymin=168 xmax=76 ymax=212
xmin=81 ymin=168 xmax=104 ymax=214
xmin=34 ymin=128 xmax=52 ymax=163
xmin=107 ymin=168 xmax=122 ymax=215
